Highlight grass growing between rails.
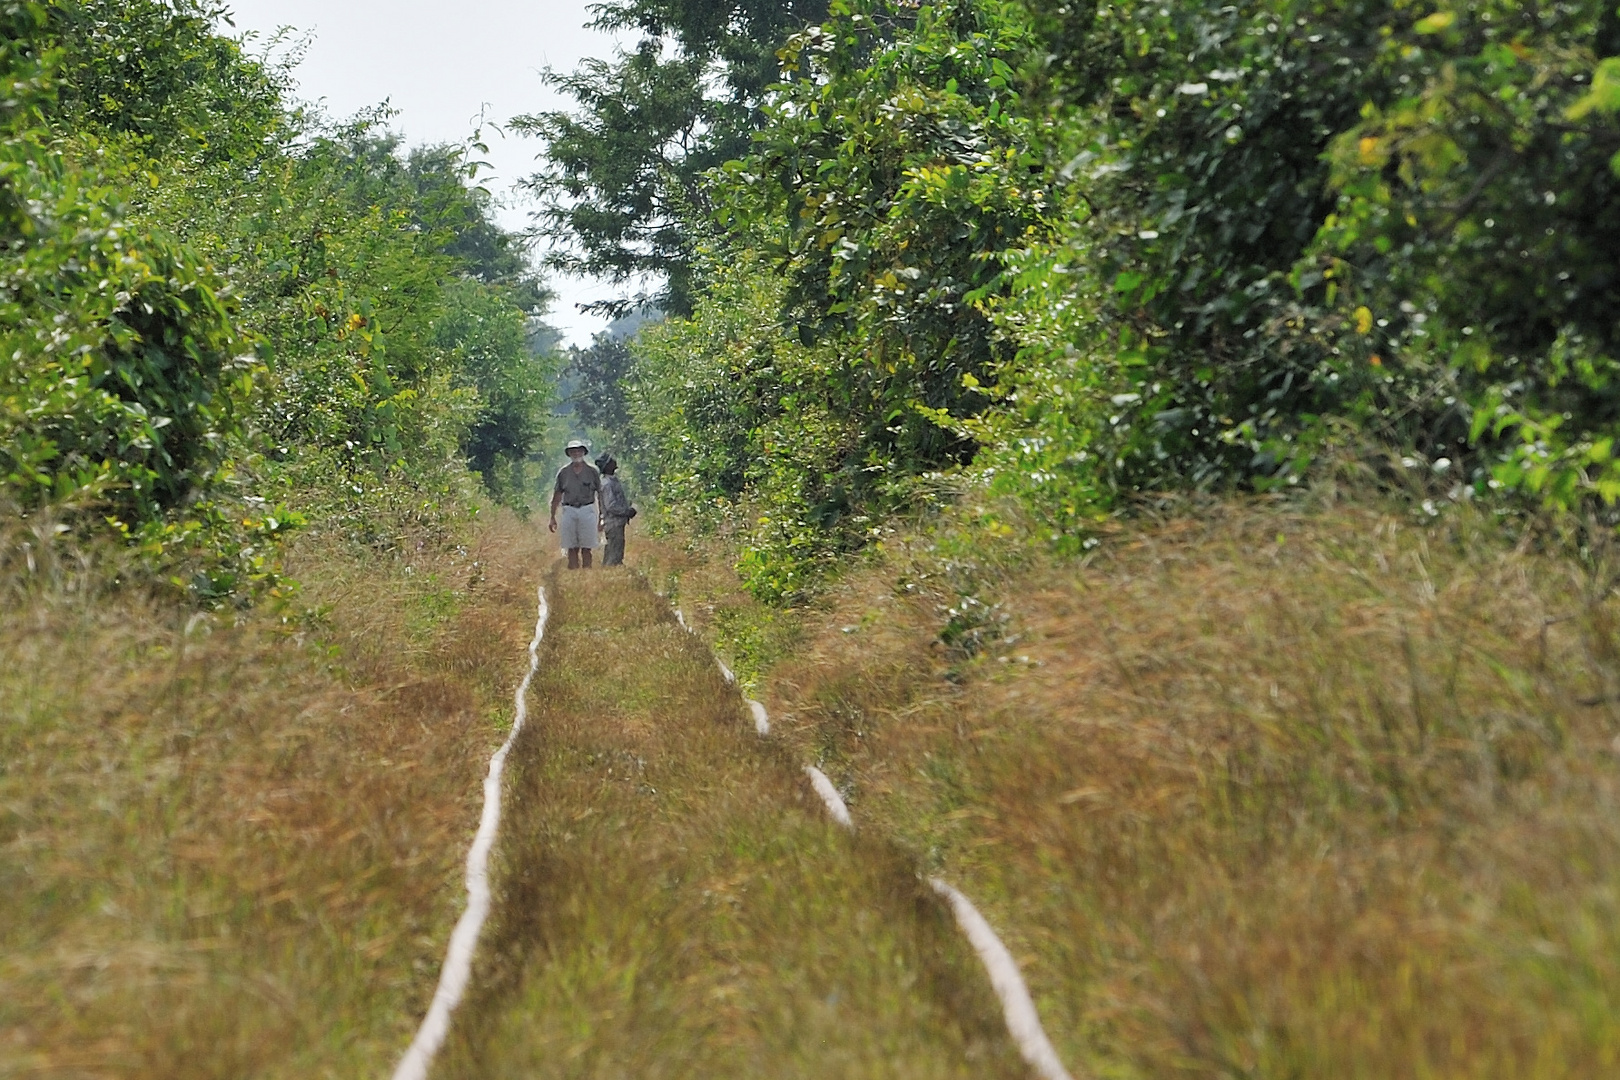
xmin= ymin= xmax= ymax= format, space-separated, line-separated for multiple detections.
xmin=649 ymin=497 xmax=1620 ymax=1078
xmin=437 ymin=566 xmax=1024 ymax=1080
xmin=0 ymin=512 xmax=550 ymax=1079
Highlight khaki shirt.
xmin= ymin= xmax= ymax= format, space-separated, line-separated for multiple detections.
xmin=554 ymin=463 xmax=601 ymax=506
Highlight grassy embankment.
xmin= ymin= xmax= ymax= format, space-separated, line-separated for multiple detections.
xmin=10 ymin=491 xmax=1617 ymax=1079
xmin=650 ymin=495 xmax=1620 ymax=1078
xmin=0 ymin=512 xmax=548 ymax=1079
xmin=436 ymin=565 xmax=1024 ymax=1079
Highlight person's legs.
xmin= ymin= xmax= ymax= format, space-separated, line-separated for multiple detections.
xmin=560 ymin=505 xmax=597 ymax=568
xmin=603 ymin=523 xmax=625 ymax=566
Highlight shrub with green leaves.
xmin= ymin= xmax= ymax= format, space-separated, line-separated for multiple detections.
xmin=1308 ymin=2 xmax=1620 ymax=509
xmin=988 ymin=0 xmax=1620 ymax=522
xmin=627 ymin=253 xmax=855 ymax=601
xmin=606 ymin=0 xmax=1047 ymax=597
xmin=1 ymin=1 xmax=252 ymax=521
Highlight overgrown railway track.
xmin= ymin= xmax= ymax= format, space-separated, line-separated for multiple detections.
xmin=405 ymin=566 xmax=1055 ymax=1079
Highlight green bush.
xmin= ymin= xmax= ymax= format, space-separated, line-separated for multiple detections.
xmin=988 ymin=0 xmax=1620 ymax=521
xmin=719 ymin=0 xmax=1043 ymax=479
xmin=1 ymin=2 xmax=252 ymax=521
xmin=1307 ymin=2 xmax=1620 ymax=509
xmin=628 ymin=254 xmax=854 ymax=600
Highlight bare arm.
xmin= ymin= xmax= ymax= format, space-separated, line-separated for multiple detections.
xmin=548 ymin=488 xmax=561 ymax=532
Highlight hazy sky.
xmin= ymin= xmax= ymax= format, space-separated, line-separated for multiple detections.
xmin=222 ymin=0 xmax=632 ymax=346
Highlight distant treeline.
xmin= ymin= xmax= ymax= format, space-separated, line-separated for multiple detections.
xmin=545 ymin=0 xmax=1620 ymax=600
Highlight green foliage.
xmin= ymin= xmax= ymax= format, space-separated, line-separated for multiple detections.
xmin=722 ymin=0 xmax=1044 ymax=474
xmin=438 ymin=278 xmax=557 ymax=495
xmin=525 ymin=0 xmax=1620 ymax=596
xmin=566 ymin=331 xmax=637 ymax=445
xmin=3 ymin=0 xmax=558 ymax=599
xmin=213 ymin=129 xmax=479 ymax=466
xmin=514 ymin=0 xmax=828 ymax=314
xmin=990 ymin=0 xmax=1620 ymax=524
xmin=135 ymin=109 xmax=561 ymax=519
xmin=982 ymin=0 xmax=1401 ymax=516
xmin=0 ymin=0 xmax=324 ymax=602
xmin=610 ymin=0 xmax=1049 ymax=599
xmin=557 ymin=310 xmax=663 ymax=495
xmin=628 ymin=253 xmax=858 ymax=601
xmin=2 ymin=1 xmax=249 ymax=519
xmin=1305 ymin=2 xmax=1620 ymax=510
xmin=46 ymin=0 xmax=289 ymax=164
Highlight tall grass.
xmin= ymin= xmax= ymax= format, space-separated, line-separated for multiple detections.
xmin=0 ymin=511 xmax=550 ymax=1078
xmin=659 ymin=498 xmax=1620 ymax=1078
xmin=12 ymin=490 xmax=1613 ymax=1076
xmin=437 ymin=568 xmax=1025 ymax=1079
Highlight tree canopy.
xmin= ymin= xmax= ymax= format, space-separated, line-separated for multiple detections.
xmin=513 ymin=0 xmax=827 ymax=315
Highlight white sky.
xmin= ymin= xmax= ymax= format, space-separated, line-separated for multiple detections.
xmin=221 ymin=0 xmax=634 ymax=347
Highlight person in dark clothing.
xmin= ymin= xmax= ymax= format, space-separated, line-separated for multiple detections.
xmin=595 ymin=454 xmax=635 ymax=567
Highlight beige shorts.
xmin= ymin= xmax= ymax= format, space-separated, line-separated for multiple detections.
xmin=558 ymin=504 xmax=597 ymax=550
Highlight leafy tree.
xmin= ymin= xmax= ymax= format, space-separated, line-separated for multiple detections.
xmin=325 ymin=135 xmax=545 ymax=297
xmin=47 ymin=0 xmax=289 ymax=163
xmin=513 ymin=0 xmax=827 ymax=314
xmin=990 ymin=0 xmax=1399 ymax=500
xmin=141 ymin=113 xmax=560 ymax=501
xmin=437 ymin=278 xmax=556 ymax=489
xmin=722 ymin=0 xmax=1045 ymax=477
xmin=567 ymin=331 xmax=637 ymax=442
xmin=628 ymin=251 xmax=852 ymax=600
xmin=528 ymin=0 xmax=1620 ymax=597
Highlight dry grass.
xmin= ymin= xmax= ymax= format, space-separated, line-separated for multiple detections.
xmin=650 ymin=499 xmax=1620 ymax=1078
xmin=12 ymin=494 xmax=1612 ymax=1078
xmin=0 ymin=511 xmax=550 ymax=1078
xmin=436 ymin=565 xmax=1025 ymax=1079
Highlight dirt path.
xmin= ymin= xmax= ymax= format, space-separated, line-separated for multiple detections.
xmin=432 ymin=565 xmax=1025 ymax=1079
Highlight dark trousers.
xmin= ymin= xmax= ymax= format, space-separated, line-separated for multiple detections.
xmin=602 ymin=521 xmax=626 ymax=566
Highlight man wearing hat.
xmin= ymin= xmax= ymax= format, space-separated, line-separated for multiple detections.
xmin=548 ymin=438 xmax=603 ymax=569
